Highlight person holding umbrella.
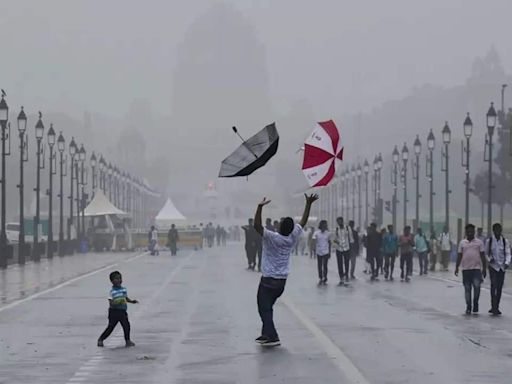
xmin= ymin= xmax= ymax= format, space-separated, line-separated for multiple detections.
xmin=253 ymin=193 xmax=318 ymax=347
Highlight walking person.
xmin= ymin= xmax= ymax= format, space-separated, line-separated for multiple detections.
xmin=439 ymin=226 xmax=453 ymax=271
xmin=314 ymin=220 xmax=331 ymax=285
xmin=253 ymin=194 xmax=318 ymax=347
xmin=366 ymin=223 xmax=382 ymax=281
xmin=242 ymin=219 xmax=258 ymax=270
xmin=414 ymin=228 xmax=429 ymax=275
xmin=348 ymin=220 xmax=359 ymax=280
xmin=97 ymin=271 xmax=138 ymax=347
xmin=308 ymin=227 xmax=316 ymax=259
xmin=399 ymin=226 xmax=414 ymax=282
xmin=167 ymin=224 xmax=179 ymax=256
xmin=486 ymin=223 xmax=511 ymax=315
xmin=334 ymin=217 xmax=353 ymax=285
xmin=429 ymin=231 xmax=439 ymax=272
xmin=455 ymin=224 xmax=486 ymax=315
xmin=149 ymin=226 xmax=159 ymax=256
xmin=382 ymin=225 xmax=398 ymax=281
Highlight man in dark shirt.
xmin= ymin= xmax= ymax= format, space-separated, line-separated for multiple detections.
xmin=348 ymin=220 xmax=360 ymax=280
xmin=366 ymin=223 xmax=382 ymax=281
xmin=243 ymin=219 xmax=258 ymax=270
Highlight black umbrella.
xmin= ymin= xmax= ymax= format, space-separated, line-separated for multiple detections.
xmin=218 ymin=123 xmax=279 ymax=178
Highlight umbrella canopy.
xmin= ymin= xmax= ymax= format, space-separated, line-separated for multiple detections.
xmin=302 ymin=120 xmax=344 ymax=187
xmin=84 ymin=190 xmax=128 ymax=217
xmin=218 ymin=123 xmax=279 ymax=178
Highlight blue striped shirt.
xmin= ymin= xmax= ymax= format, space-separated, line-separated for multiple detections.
xmin=109 ymin=286 xmax=128 ymax=310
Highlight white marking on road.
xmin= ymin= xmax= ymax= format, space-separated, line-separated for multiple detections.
xmin=67 ymin=378 xmax=87 ymax=382
xmin=0 ymin=252 xmax=146 ymax=314
xmin=73 ymin=371 xmax=91 ymax=376
xmin=282 ymin=297 xmax=370 ymax=384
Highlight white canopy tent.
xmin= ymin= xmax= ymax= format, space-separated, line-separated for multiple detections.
xmin=155 ymin=198 xmax=187 ymax=228
xmin=84 ymin=190 xmax=128 ymax=217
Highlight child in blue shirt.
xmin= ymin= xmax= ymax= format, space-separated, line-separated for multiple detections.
xmin=97 ymin=271 xmax=138 ymax=347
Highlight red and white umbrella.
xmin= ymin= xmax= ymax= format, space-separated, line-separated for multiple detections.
xmin=301 ymin=120 xmax=344 ymax=187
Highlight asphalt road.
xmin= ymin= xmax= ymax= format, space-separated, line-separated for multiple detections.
xmin=0 ymin=245 xmax=511 ymax=384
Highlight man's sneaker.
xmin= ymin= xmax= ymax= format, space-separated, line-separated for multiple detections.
xmin=323 ymin=278 xmax=328 ymax=284
xmin=255 ymin=335 xmax=269 ymax=344
xmin=260 ymin=338 xmax=280 ymax=347
xmin=97 ymin=339 xmax=104 ymax=347
xmin=473 ymin=305 xmax=479 ymax=314
xmin=405 ymin=277 xmax=410 ymax=283
xmin=489 ymin=308 xmax=495 ymax=314
xmin=125 ymin=340 xmax=136 ymax=347
xmin=465 ymin=306 xmax=471 ymax=315
xmin=338 ymin=281 xmax=345 ymax=286
xmin=318 ymin=280 xmax=324 ymax=286
xmin=389 ymin=276 xmax=394 ymax=281
xmin=496 ymin=309 xmax=502 ymax=315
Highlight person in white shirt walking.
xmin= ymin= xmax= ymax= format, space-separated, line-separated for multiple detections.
xmin=439 ymin=226 xmax=452 ymax=271
xmin=455 ymin=224 xmax=486 ymax=315
xmin=314 ymin=220 xmax=331 ymax=285
xmin=334 ymin=217 xmax=354 ymax=285
xmin=486 ymin=223 xmax=511 ymax=315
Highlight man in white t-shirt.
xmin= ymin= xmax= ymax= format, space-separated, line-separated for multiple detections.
xmin=253 ymin=193 xmax=318 ymax=347
xmin=313 ymin=220 xmax=331 ymax=285
xmin=439 ymin=226 xmax=452 ymax=271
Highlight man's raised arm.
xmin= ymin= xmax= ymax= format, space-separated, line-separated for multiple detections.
xmin=254 ymin=197 xmax=271 ymax=236
xmin=299 ymin=194 xmax=319 ymax=228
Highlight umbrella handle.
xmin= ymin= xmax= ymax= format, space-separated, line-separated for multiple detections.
xmin=232 ymin=126 xmax=258 ymax=159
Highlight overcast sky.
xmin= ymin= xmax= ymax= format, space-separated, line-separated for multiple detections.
xmin=1 ymin=0 xmax=511 ymax=119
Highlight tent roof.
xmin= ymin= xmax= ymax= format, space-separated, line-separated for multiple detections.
xmin=155 ymin=198 xmax=186 ymax=221
xmin=84 ymin=190 xmax=128 ymax=217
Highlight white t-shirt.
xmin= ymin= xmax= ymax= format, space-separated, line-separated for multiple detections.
xmin=440 ymin=232 xmax=452 ymax=251
xmin=151 ymin=229 xmax=158 ymax=241
xmin=261 ymin=224 xmax=303 ymax=279
xmin=313 ymin=230 xmax=331 ymax=256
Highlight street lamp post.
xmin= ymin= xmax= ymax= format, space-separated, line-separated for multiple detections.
xmin=78 ymin=144 xmax=86 ymax=244
xmin=485 ymin=102 xmax=497 ymax=236
xmin=413 ymin=136 xmax=422 ymax=230
xmin=57 ymin=132 xmax=65 ymax=256
xmin=441 ymin=122 xmax=451 ymax=230
xmin=75 ymin=150 xmax=80 ymax=244
xmin=426 ymin=130 xmax=435 ymax=234
xmin=68 ymin=138 xmax=77 ymax=243
xmin=377 ymin=153 xmax=383 ymax=226
xmin=108 ymin=163 xmax=113 ymax=202
xmin=33 ymin=112 xmax=45 ymax=262
xmin=99 ymin=156 xmax=105 ymax=193
xmin=351 ymin=165 xmax=356 ymax=221
xmin=17 ymin=107 xmax=28 ymax=264
xmin=0 ymin=93 xmax=9 ymax=266
xmin=363 ymin=160 xmax=369 ymax=228
xmin=47 ymin=124 xmax=56 ymax=259
xmin=357 ymin=164 xmax=362 ymax=227
xmin=462 ymin=113 xmax=473 ymax=227
xmin=345 ymin=167 xmax=350 ymax=221
xmin=392 ymin=146 xmax=399 ymax=231
xmin=90 ymin=152 xmax=97 ymax=197
xmin=402 ymin=143 xmax=409 ymax=228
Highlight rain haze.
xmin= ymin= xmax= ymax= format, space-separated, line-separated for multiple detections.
xmin=1 ymin=1 xmax=512 ymax=383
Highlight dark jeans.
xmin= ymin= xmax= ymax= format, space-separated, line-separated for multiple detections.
xmin=246 ymin=246 xmax=256 ymax=268
xmin=430 ymin=252 xmax=438 ymax=271
xmin=368 ymin=251 xmax=381 ymax=278
xmin=336 ymin=250 xmax=350 ymax=281
xmin=400 ymin=253 xmax=413 ymax=278
xmin=384 ymin=253 xmax=396 ymax=278
xmin=257 ymin=277 xmax=286 ymax=339
xmin=350 ymin=248 xmax=358 ymax=278
xmin=462 ymin=269 xmax=482 ymax=309
xmin=441 ymin=250 xmax=450 ymax=270
xmin=317 ymin=254 xmax=329 ymax=281
xmin=256 ymin=247 xmax=262 ymax=270
xmin=418 ymin=251 xmax=428 ymax=274
xmin=489 ymin=267 xmax=505 ymax=310
xmin=99 ymin=308 xmax=131 ymax=341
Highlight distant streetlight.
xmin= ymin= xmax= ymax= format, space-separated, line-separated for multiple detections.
xmin=47 ymin=124 xmax=56 ymax=259
xmin=441 ymin=122 xmax=451 ymax=230
xmin=0 ymin=93 xmax=9 ymax=267
xmin=462 ymin=113 xmax=473 ymax=227
xmin=363 ymin=159 xmax=369 ymax=228
xmin=351 ymin=165 xmax=356 ymax=221
xmin=78 ymin=144 xmax=86 ymax=244
xmin=413 ymin=135 xmax=422 ymax=230
xmin=426 ymin=129 xmax=435 ymax=234
xmin=108 ymin=163 xmax=113 ymax=201
xmin=17 ymin=106 xmax=28 ymax=264
xmin=392 ymin=146 xmax=399 ymax=230
xmin=68 ymin=137 xmax=77 ymax=245
xmin=402 ymin=142 xmax=409 ymax=228
xmin=356 ymin=164 xmax=362 ymax=227
xmin=90 ymin=152 xmax=97 ymax=197
xmin=33 ymin=112 xmax=45 ymax=262
xmin=485 ymin=102 xmax=497 ymax=235
xmin=57 ymin=132 xmax=65 ymax=256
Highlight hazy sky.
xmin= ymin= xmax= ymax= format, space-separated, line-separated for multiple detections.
xmin=1 ymin=0 xmax=512 ymax=119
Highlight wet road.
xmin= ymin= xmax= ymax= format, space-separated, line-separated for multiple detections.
xmin=0 ymin=245 xmax=511 ymax=384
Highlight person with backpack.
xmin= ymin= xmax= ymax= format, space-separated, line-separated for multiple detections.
xmin=382 ymin=224 xmax=399 ymax=280
xmin=486 ymin=223 xmax=511 ymax=315
xmin=414 ymin=227 xmax=430 ymax=275
xmin=334 ymin=217 xmax=354 ymax=285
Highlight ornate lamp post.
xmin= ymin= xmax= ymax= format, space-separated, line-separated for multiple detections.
xmin=401 ymin=142 xmax=409 ymax=228
xmin=363 ymin=159 xmax=369 ymax=228
xmin=356 ymin=164 xmax=362 ymax=227
xmin=68 ymin=137 xmax=77 ymax=243
xmin=351 ymin=165 xmax=356 ymax=220
xmin=33 ymin=113 xmax=45 ymax=262
xmin=90 ymin=152 xmax=97 ymax=197
xmin=485 ymin=102 xmax=497 ymax=235
xmin=413 ymin=135 xmax=422 ymax=230
xmin=0 ymin=93 xmax=9 ymax=265
xmin=107 ymin=163 xmax=113 ymax=201
xmin=17 ymin=107 xmax=28 ymax=264
xmin=392 ymin=146 xmax=399 ymax=231
xmin=78 ymin=144 xmax=86 ymax=243
xmin=99 ymin=156 xmax=106 ymax=193
xmin=462 ymin=113 xmax=473 ymax=227
xmin=441 ymin=122 xmax=451 ymax=230
xmin=426 ymin=130 xmax=435 ymax=234
xmin=46 ymin=124 xmax=56 ymax=258
xmin=57 ymin=132 xmax=66 ymax=256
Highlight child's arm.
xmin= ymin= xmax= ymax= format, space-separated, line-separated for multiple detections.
xmin=126 ymin=297 xmax=139 ymax=304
